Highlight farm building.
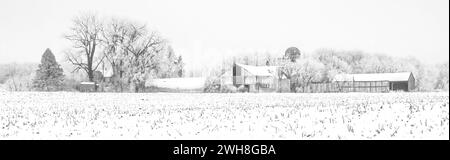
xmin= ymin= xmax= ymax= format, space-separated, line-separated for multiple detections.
xmin=306 ymin=72 xmax=415 ymax=93
xmin=145 ymin=77 xmax=207 ymax=92
xmin=334 ymin=72 xmax=415 ymax=92
xmin=232 ymin=63 xmax=290 ymax=92
xmin=77 ymin=82 xmax=98 ymax=92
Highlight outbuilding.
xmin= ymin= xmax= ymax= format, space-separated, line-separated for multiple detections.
xmin=333 ymin=72 xmax=415 ymax=92
xmin=232 ymin=63 xmax=290 ymax=92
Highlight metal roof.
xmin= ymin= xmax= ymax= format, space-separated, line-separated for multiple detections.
xmin=235 ymin=63 xmax=278 ymax=77
xmin=333 ymin=72 xmax=413 ymax=82
xmin=80 ymin=82 xmax=96 ymax=85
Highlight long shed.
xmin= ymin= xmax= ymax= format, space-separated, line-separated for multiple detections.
xmin=333 ymin=72 xmax=415 ymax=92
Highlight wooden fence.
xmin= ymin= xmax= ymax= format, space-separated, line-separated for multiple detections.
xmin=301 ymin=81 xmax=390 ymax=93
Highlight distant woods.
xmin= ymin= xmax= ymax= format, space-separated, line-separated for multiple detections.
xmin=0 ymin=63 xmax=36 ymax=91
xmin=0 ymin=49 xmax=66 ymax=92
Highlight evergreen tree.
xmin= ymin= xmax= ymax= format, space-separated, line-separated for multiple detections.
xmin=32 ymin=48 xmax=65 ymax=91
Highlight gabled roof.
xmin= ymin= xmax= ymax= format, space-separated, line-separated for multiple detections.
xmin=235 ymin=63 xmax=278 ymax=77
xmin=334 ymin=72 xmax=413 ymax=82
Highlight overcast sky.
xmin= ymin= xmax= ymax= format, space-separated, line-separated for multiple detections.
xmin=0 ymin=0 xmax=448 ymax=71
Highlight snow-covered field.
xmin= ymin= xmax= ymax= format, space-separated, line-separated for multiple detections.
xmin=0 ymin=92 xmax=448 ymax=140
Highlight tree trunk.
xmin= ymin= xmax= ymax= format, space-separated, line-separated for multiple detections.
xmin=88 ymin=72 xmax=94 ymax=82
xmin=290 ymin=80 xmax=296 ymax=93
xmin=112 ymin=65 xmax=121 ymax=92
xmin=12 ymin=77 xmax=17 ymax=91
xmin=133 ymin=80 xmax=145 ymax=93
xmin=87 ymin=70 xmax=96 ymax=92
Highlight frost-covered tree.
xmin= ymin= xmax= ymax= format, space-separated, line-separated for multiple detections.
xmin=435 ymin=62 xmax=449 ymax=91
xmin=156 ymin=46 xmax=184 ymax=78
xmin=101 ymin=18 xmax=129 ymax=91
xmin=284 ymin=47 xmax=301 ymax=62
xmin=98 ymin=17 xmax=183 ymax=92
xmin=2 ymin=63 xmax=35 ymax=91
xmin=32 ymin=48 xmax=65 ymax=91
xmin=279 ymin=56 xmax=325 ymax=92
xmin=121 ymin=22 xmax=165 ymax=92
xmin=291 ymin=58 xmax=325 ymax=92
xmin=314 ymin=49 xmax=351 ymax=82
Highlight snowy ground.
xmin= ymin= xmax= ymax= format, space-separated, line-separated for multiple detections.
xmin=0 ymin=92 xmax=448 ymax=140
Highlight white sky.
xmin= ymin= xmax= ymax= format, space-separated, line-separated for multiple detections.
xmin=0 ymin=0 xmax=448 ymax=71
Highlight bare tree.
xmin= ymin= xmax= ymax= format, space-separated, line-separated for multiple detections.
xmin=65 ymin=13 xmax=105 ymax=82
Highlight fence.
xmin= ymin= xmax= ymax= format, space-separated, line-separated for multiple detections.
xmin=302 ymin=81 xmax=390 ymax=93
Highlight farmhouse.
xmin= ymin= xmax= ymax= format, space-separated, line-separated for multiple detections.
xmin=232 ymin=63 xmax=290 ymax=92
xmin=332 ymin=72 xmax=415 ymax=92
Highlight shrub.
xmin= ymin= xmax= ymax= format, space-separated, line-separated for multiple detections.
xmin=237 ymin=85 xmax=248 ymax=92
xmin=204 ymin=77 xmax=220 ymax=93
xmin=220 ymin=85 xmax=237 ymax=93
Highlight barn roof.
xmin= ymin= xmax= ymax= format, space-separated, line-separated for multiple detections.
xmin=235 ymin=63 xmax=278 ymax=77
xmin=333 ymin=72 xmax=413 ymax=82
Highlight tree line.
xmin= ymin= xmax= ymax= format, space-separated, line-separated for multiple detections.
xmin=1 ymin=47 xmax=448 ymax=92
xmin=0 ymin=13 xmax=447 ymax=92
